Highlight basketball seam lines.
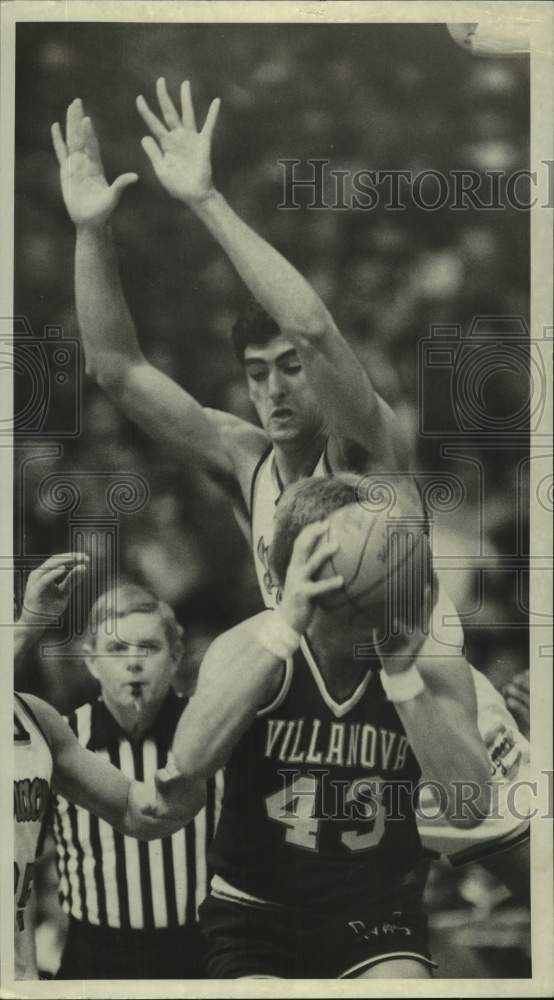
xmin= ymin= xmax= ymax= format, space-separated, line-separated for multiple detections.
xmin=347 ymin=533 xmax=426 ymax=621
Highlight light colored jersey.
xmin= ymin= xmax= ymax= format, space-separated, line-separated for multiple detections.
xmin=14 ymin=695 xmax=53 ymax=980
xmin=250 ymin=445 xmax=331 ymax=606
xmin=248 ymin=447 xmax=530 ymax=862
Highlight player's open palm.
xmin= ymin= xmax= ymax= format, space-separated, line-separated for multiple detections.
xmin=51 ymin=99 xmax=138 ymax=227
xmin=279 ymin=521 xmax=343 ymax=635
xmin=136 ymin=78 xmax=220 ymax=205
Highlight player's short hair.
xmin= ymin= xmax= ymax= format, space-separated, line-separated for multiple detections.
xmin=231 ymin=297 xmax=281 ymax=362
xmin=86 ymin=582 xmax=184 ymax=653
xmin=271 ymin=474 xmax=360 ymax=585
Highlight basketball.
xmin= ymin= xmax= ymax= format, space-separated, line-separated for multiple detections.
xmin=446 ymin=22 xmax=529 ymax=57
xmin=317 ymin=493 xmax=432 ymax=630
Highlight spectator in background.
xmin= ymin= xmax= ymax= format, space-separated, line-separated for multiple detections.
xmin=48 ymin=581 xmax=221 ymax=979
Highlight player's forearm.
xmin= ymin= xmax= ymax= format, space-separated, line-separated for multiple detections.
xmin=14 ymin=616 xmax=46 ymax=666
xmin=172 ymin=619 xmax=282 ymax=779
xmin=395 ymin=689 xmax=491 ymax=828
xmin=192 ymin=190 xmax=331 ymax=338
xmin=75 ymin=223 xmax=143 ymax=386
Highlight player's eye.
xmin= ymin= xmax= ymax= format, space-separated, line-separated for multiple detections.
xmin=247 ymin=367 xmax=268 ymax=382
xmin=108 ymin=641 xmax=128 ymax=653
xmin=282 ymin=362 xmax=302 ymax=376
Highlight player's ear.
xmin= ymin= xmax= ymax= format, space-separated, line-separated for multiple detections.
xmin=246 ymin=379 xmax=256 ymax=405
xmin=169 ymin=636 xmax=184 ymax=678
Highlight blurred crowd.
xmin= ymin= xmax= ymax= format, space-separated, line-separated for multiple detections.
xmin=14 ymin=21 xmax=530 ymax=976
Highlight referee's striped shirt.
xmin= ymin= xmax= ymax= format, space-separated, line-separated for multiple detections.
xmin=51 ymin=692 xmax=222 ymax=930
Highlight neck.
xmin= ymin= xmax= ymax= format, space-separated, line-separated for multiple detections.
xmin=306 ymin=610 xmax=369 ymax=699
xmin=273 ymin=431 xmax=326 ymax=487
xmin=101 ymin=692 xmax=163 ymax=741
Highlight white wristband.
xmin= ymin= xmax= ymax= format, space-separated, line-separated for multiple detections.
xmin=257 ymin=612 xmax=301 ymax=662
xmin=380 ymin=664 xmax=425 ymax=703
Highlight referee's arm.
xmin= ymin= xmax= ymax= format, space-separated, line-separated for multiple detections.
xmin=25 ymin=694 xmax=203 ymax=839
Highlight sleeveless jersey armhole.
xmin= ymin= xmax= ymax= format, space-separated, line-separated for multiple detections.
xmin=256 ymin=657 xmax=294 ymax=717
xmin=248 ymin=443 xmax=274 ymax=521
xmin=14 ymin=693 xmax=53 ymax=753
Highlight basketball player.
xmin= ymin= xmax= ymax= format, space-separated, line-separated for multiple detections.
xmin=51 ymin=86 xmax=530 ymax=891
xmin=163 ymin=475 xmax=493 ymax=979
xmin=14 ymin=553 xmax=204 ymax=979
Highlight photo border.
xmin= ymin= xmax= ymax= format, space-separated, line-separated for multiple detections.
xmin=1 ymin=2 xmax=552 ymax=997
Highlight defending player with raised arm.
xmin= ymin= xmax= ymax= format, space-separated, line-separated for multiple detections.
xmin=136 ymin=79 xmax=406 ymax=477
xmin=51 ymin=87 xmax=407 ymax=525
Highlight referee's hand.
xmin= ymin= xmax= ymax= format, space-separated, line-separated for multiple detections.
xmin=19 ymin=552 xmax=89 ymax=625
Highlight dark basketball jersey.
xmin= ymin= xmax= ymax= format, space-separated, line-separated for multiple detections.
xmin=209 ymin=639 xmax=424 ymax=907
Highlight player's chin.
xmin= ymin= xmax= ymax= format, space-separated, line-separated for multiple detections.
xmin=267 ymin=421 xmax=301 ymax=442
xmin=316 ymin=598 xmax=375 ymax=645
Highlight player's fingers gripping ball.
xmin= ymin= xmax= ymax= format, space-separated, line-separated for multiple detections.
xmin=315 ymin=479 xmax=432 ymax=633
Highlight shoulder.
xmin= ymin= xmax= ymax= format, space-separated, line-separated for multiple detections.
xmin=15 ymin=693 xmax=71 ymax=751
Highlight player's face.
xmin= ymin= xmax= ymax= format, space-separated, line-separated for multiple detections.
xmin=88 ymin=612 xmax=176 ymax=712
xmin=243 ymin=336 xmax=323 ymax=444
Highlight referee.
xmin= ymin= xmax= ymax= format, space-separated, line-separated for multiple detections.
xmin=50 ymin=583 xmax=221 ymax=979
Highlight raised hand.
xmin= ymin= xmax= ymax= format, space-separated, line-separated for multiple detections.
xmin=19 ymin=552 xmax=89 ymax=624
xmin=51 ymin=99 xmax=138 ymax=227
xmin=136 ymin=78 xmax=220 ymax=205
xmin=279 ymin=521 xmax=343 ymax=635
xmin=372 ymin=581 xmax=435 ymax=676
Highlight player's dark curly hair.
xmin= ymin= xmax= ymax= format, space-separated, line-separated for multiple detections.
xmin=231 ymin=297 xmax=281 ymax=362
xmin=270 ymin=475 xmax=360 ymax=585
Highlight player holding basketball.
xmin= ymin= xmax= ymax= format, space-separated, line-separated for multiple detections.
xmin=163 ymin=475 xmax=492 ymax=979
xmin=51 ymin=83 xmax=530 ymax=895
xmin=14 ymin=553 xmax=203 ymax=979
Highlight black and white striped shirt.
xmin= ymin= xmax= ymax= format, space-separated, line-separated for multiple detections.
xmin=51 ymin=692 xmax=221 ymax=930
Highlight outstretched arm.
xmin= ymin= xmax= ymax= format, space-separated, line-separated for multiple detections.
xmin=25 ymin=694 xmax=202 ymax=839
xmin=51 ymin=100 xmax=255 ymax=492
xmin=137 ymin=80 xmax=403 ymax=464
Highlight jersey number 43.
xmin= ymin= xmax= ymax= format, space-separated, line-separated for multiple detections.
xmin=266 ymin=773 xmax=385 ymax=852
